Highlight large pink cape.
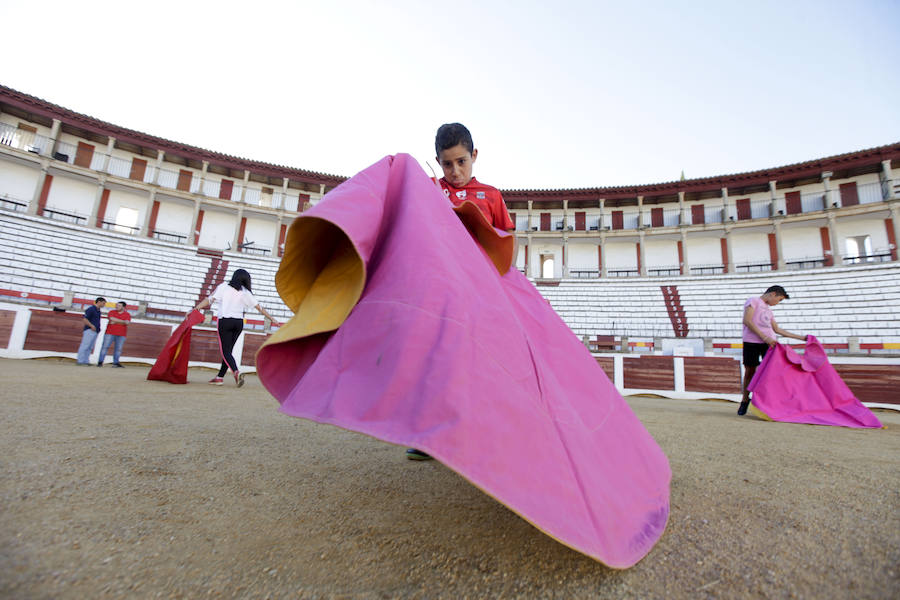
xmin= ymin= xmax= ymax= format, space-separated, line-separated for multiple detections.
xmin=256 ymin=154 xmax=671 ymax=567
xmin=748 ymin=335 xmax=882 ymax=428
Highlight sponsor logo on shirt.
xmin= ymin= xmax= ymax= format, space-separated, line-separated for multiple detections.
xmin=476 ymin=191 xmax=486 ymax=199
xmin=443 ymin=188 xmax=450 ymax=197
xmin=456 ymin=190 xmax=467 ymax=199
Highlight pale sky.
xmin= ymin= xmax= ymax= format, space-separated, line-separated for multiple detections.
xmin=2 ymin=0 xmax=898 ymax=189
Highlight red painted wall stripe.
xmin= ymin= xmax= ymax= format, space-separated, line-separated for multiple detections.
xmin=820 ymin=227 xmax=833 ymax=266
xmin=37 ymin=174 xmax=53 ymax=216
xmin=768 ymin=233 xmax=778 ymax=270
xmin=677 ymin=240 xmax=684 ymax=274
xmin=720 ymin=237 xmax=729 ymax=273
xmin=886 ymin=218 xmax=897 ymax=261
xmin=277 ymin=223 xmax=287 ymax=257
xmin=237 ymin=217 xmax=247 ymax=250
xmin=95 ymin=188 xmax=110 ymax=228
xmin=193 ymin=210 xmax=204 ymax=245
xmin=147 ymin=200 xmax=160 ymax=238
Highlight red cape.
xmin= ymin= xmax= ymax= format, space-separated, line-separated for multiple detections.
xmin=147 ymin=310 xmax=205 ymax=384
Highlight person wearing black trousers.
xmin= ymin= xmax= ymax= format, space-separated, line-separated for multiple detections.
xmin=190 ymin=269 xmax=281 ymax=387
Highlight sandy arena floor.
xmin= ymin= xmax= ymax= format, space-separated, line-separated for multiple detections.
xmin=0 ymin=357 xmax=898 ymax=599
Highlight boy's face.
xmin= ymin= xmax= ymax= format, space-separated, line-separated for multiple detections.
xmin=437 ymin=144 xmax=478 ymax=188
xmin=763 ymin=293 xmax=785 ymax=306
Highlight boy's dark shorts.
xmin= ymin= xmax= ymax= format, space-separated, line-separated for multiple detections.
xmin=742 ymin=341 xmax=769 ymax=367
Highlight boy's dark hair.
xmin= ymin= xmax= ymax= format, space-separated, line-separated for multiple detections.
xmin=435 ymin=123 xmax=474 ymax=156
xmin=229 ymin=269 xmax=252 ymax=293
xmin=764 ymin=285 xmax=789 ymax=299
xmin=95 ymin=297 xmax=106 ymax=304
xmin=116 ymin=301 xmax=127 ymax=308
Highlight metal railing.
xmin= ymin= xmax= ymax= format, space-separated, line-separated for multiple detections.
xmin=689 ymin=264 xmax=725 ymax=275
xmin=152 ymin=230 xmax=188 ymax=244
xmin=735 ymin=261 xmax=775 ymax=273
xmin=0 ymin=122 xmax=51 ymax=154
xmin=0 ymin=195 xmax=29 ymax=212
xmin=569 ymin=269 xmax=600 ymax=278
xmin=101 ymin=221 xmax=140 ymax=235
xmin=841 ymin=251 xmax=893 ymax=265
xmin=648 ymin=266 xmax=682 ymax=277
xmin=800 ymin=192 xmax=825 ymax=213
xmin=857 ymin=181 xmax=883 ymax=205
xmin=785 ymin=256 xmax=826 ymax=270
xmin=607 ymin=268 xmax=640 ymax=277
xmin=43 ymin=206 xmax=86 ymax=224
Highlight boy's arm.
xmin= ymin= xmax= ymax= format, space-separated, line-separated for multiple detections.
xmin=742 ymin=305 xmax=775 ymax=346
xmin=771 ymin=318 xmax=806 ymax=341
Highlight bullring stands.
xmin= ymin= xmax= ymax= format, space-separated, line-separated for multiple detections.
xmin=0 ymin=210 xmax=293 ymax=323
xmin=535 ymin=263 xmax=900 ymax=352
xmin=2 ymin=208 xmax=899 ymax=354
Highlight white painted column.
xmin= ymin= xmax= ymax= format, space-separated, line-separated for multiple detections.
xmin=673 ymin=357 xmax=685 ymax=392
xmin=769 ymin=180 xmax=779 ymax=216
xmin=721 ymin=186 xmax=730 ymax=222
xmin=562 ymin=235 xmax=569 ymax=278
xmin=822 ymin=171 xmax=834 ymax=208
xmin=882 ymin=160 xmax=894 ymax=200
xmin=239 ymin=169 xmax=250 ymax=203
xmin=152 ymin=149 xmax=165 ymax=185
xmin=678 ymin=191 xmax=687 ymax=225
xmin=197 ymin=160 xmax=209 ymax=195
xmin=527 ymin=200 xmax=534 ymax=231
xmin=281 ymin=177 xmax=290 ymax=210
xmin=45 ymin=118 xmax=61 ymax=158
xmin=613 ymin=355 xmax=624 ymax=389
xmin=680 ymin=229 xmax=690 ymax=275
xmin=101 ymin=136 xmax=115 ymax=173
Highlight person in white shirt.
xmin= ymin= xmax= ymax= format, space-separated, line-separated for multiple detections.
xmin=190 ymin=269 xmax=281 ymax=387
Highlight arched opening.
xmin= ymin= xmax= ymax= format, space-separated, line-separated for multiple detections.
xmin=540 ymin=254 xmax=555 ymax=279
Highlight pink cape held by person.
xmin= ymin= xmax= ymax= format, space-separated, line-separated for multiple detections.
xmin=255 ymin=154 xmax=671 ymax=568
xmin=748 ymin=335 xmax=883 ymax=428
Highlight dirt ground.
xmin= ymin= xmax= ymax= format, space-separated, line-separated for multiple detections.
xmin=0 ymin=358 xmax=897 ymax=600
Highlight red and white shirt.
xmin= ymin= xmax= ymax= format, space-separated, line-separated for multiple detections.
xmin=439 ymin=177 xmax=515 ymax=231
xmin=105 ymin=309 xmax=131 ymax=336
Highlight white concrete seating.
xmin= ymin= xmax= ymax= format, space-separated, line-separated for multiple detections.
xmin=220 ymin=250 xmax=290 ymax=321
xmin=537 ymin=263 xmax=900 ymax=348
xmin=2 ymin=208 xmax=897 ymax=346
xmin=0 ymin=210 xmax=296 ymax=322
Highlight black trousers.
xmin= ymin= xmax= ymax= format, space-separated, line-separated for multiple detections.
xmin=217 ymin=317 xmax=244 ymax=377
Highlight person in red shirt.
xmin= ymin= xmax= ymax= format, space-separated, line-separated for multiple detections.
xmin=407 ymin=123 xmax=518 ymax=461
xmin=98 ymin=301 xmax=132 ymax=368
xmin=434 ymin=122 xmax=516 ymax=233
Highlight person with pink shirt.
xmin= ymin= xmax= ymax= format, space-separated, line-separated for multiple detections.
xmin=738 ymin=285 xmax=806 ymax=415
